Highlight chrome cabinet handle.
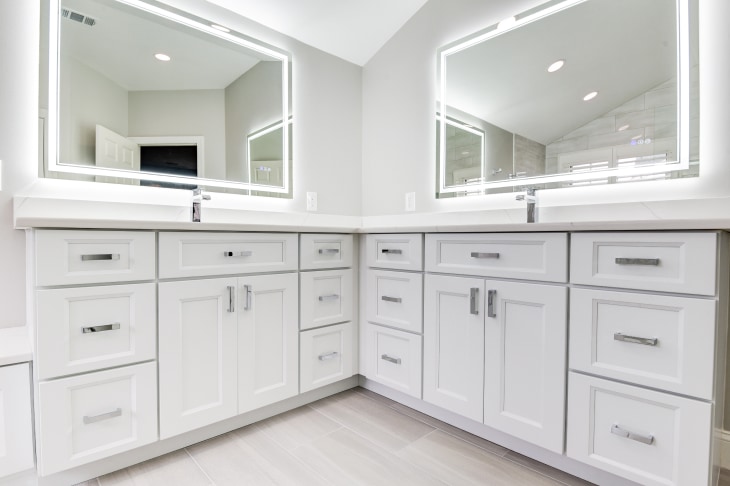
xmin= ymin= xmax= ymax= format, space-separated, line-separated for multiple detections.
xmin=470 ymin=252 xmax=500 ymax=259
xmin=318 ymin=294 xmax=340 ymax=302
xmin=318 ymin=248 xmax=340 ymax=255
xmin=615 ymin=257 xmax=660 ymax=266
xmin=611 ymin=424 xmax=654 ymax=445
xmin=614 ymin=333 xmax=658 ymax=346
xmin=81 ymin=253 xmax=120 ymax=261
xmin=227 ymin=286 xmax=235 ymax=313
xmin=83 ymin=408 xmax=122 ymax=425
xmin=487 ymin=289 xmax=496 ymax=318
xmin=318 ymin=351 xmax=339 ymax=361
xmin=381 ymin=248 xmax=402 ymax=254
xmin=224 ymin=251 xmax=253 ymax=258
xmin=469 ymin=288 xmax=479 ymax=315
xmin=381 ymin=296 xmax=402 ymax=303
xmin=243 ymin=285 xmax=252 ymax=310
xmin=82 ymin=323 xmax=120 ymax=334
xmin=381 ymin=354 xmax=401 ymax=365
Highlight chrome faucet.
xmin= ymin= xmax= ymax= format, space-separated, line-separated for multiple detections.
xmin=515 ymin=187 xmax=538 ymax=223
xmin=192 ymin=188 xmax=211 ymax=222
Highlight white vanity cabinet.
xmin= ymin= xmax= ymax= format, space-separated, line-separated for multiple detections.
xmin=0 ymin=363 xmax=34 ymax=478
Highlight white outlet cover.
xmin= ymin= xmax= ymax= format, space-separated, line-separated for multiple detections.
xmin=306 ymin=191 xmax=318 ymax=211
xmin=405 ymin=192 xmax=416 ymax=211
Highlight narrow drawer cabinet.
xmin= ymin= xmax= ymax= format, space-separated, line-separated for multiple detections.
xmin=365 ymin=323 xmax=422 ymax=398
xmin=300 ymin=322 xmax=354 ymax=393
xmin=300 ymin=269 xmax=353 ymax=330
xmin=365 ymin=233 xmax=423 ymax=271
xmin=366 ymin=269 xmax=422 ymax=333
xmin=0 ymin=363 xmax=34 ymax=478
xmin=300 ymin=234 xmax=353 ymax=270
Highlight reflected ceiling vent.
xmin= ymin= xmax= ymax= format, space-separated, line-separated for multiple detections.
xmin=61 ymin=8 xmax=97 ymax=27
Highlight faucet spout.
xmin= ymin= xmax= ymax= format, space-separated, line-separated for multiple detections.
xmin=192 ymin=188 xmax=211 ymax=223
xmin=515 ymin=187 xmax=538 ymax=223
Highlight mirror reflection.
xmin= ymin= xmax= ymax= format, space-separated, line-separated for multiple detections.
xmin=437 ymin=0 xmax=698 ymax=197
xmin=48 ymin=0 xmax=291 ymax=195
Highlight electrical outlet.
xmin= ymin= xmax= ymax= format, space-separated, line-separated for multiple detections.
xmin=306 ymin=192 xmax=318 ymax=211
xmin=405 ymin=192 xmax=416 ymax=212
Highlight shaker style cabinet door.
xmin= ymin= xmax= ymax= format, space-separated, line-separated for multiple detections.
xmin=158 ymin=278 xmax=238 ymax=439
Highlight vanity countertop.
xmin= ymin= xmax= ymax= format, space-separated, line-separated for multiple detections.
xmin=0 ymin=327 xmax=32 ymax=366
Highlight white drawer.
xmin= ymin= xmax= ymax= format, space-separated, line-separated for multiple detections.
xmin=35 ymin=283 xmax=157 ymax=380
xmin=570 ymin=232 xmax=717 ymax=295
xmin=0 ymin=364 xmax=34 ymax=478
xmin=300 ymin=322 xmax=353 ymax=393
xmin=300 ymin=269 xmax=353 ymax=330
xmin=365 ymin=323 xmax=422 ymax=399
xmin=366 ymin=234 xmax=423 ymax=271
xmin=425 ymin=233 xmax=568 ymax=282
xmin=34 ymin=230 xmax=155 ymax=286
xmin=300 ymin=234 xmax=353 ymax=270
xmin=366 ymin=269 xmax=423 ymax=333
xmin=567 ymin=372 xmax=711 ymax=486
xmin=37 ymin=362 xmax=158 ymax=475
xmin=159 ymin=232 xmax=298 ymax=278
xmin=570 ymin=288 xmax=716 ymax=399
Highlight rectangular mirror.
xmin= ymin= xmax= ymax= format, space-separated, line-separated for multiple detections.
xmin=437 ymin=0 xmax=698 ymax=197
xmin=43 ymin=0 xmax=292 ymax=195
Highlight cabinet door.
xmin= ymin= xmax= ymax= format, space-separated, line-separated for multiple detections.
xmin=238 ymin=273 xmax=299 ymax=413
xmin=423 ymin=274 xmax=484 ymax=422
xmin=158 ymin=278 xmax=238 ymax=439
xmin=0 ymin=364 xmax=34 ymax=477
xmin=483 ymin=280 xmax=567 ymax=453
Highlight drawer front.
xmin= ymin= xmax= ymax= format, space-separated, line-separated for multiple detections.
xmin=35 ymin=230 xmax=155 ymax=286
xmin=159 ymin=232 xmax=298 ymax=278
xmin=570 ymin=232 xmax=717 ymax=295
xmin=300 ymin=234 xmax=353 ymax=270
xmin=365 ymin=323 xmax=422 ymax=399
xmin=366 ymin=269 xmax=423 ymax=333
xmin=366 ymin=234 xmax=423 ymax=271
xmin=300 ymin=322 xmax=353 ymax=393
xmin=300 ymin=269 xmax=353 ymax=330
xmin=36 ymin=283 xmax=157 ymax=380
xmin=570 ymin=288 xmax=716 ymax=399
xmin=37 ymin=362 xmax=158 ymax=475
xmin=567 ymin=373 xmax=711 ymax=486
xmin=425 ymin=233 xmax=568 ymax=282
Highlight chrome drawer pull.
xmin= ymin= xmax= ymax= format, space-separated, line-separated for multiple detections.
xmin=227 ymin=286 xmax=235 ymax=313
xmin=318 ymin=294 xmax=340 ymax=302
xmin=487 ymin=289 xmax=497 ymax=318
xmin=381 ymin=354 xmax=402 ymax=365
xmin=615 ymin=257 xmax=660 ymax=266
xmin=614 ymin=333 xmax=658 ymax=347
xmin=381 ymin=249 xmax=402 ymax=255
xmin=318 ymin=248 xmax=340 ymax=255
xmin=611 ymin=424 xmax=654 ymax=445
xmin=81 ymin=253 xmax=120 ymax=261
xmin=318 ymin=351 xmax=339 ymax=361
xmin=83 ymin=408 xmax=122 ymax=425
xmin=470 ymin=288 xmax=479 ymax=315
xmin=243 ymin=285 xmax=252 ymax=310
xmin=470 ymin=252 xmax=500 ymax=259
xmin=82 ymin=323 xmax=120 ymax=334
xmin=224 ymin=251 xmax=253 ymax=258
xmin=381 ymin=296 xmax=402 ymax=303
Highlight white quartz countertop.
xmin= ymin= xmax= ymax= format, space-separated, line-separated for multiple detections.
xmin=0 ymin=327 xmax=32 ymax=367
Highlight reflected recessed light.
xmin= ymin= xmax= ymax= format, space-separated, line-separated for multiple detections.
xmin=583 ymin=91 xmax=598 ymax=101
xmin=154 ymin=53 xmax=171 ymax=62
xmin=547 ymin=59 xmax=565 ymax=73
xmin=211 ymin=24 xmax=230 ymax=33
xmin=498 ymin=16 xmax=517 ymax=30
xmin=618 ymin=124 xmax=630 ymax=131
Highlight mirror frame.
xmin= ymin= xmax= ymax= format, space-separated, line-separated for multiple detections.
xmin=46 ymin=0 xmax=292 ymax=193
xmin=437 ymin=0 xmax=691 ymax=194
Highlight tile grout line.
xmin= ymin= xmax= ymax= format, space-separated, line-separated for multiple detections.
xmin=184 ymin=446 xmax=218 ymax=486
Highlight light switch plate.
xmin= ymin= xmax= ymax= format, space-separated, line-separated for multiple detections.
xmin=306 ymin=192 xmax=318 ymax=211
xmin=405 ymin=192 xmax=416 ymax=212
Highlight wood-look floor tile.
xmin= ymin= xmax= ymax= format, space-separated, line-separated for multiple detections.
xmin=310 ymin=389 xmax=434 ymax=452
xmin=397 ymin=429 xmax=562 ymax=486
xmin=97 ymin=450 xmax=211 ymax=486
xmin=503 ymin=452 xmax=596 ymax=486
xmin=255 ymin=404 xmax=341 ymax=451
xmin=187 ymin=425 xmax=329 ymax=486
xmin=291 ymin=427 xmax=446 ymax=486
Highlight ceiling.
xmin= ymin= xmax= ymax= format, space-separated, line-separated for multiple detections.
xmin=202 ymin=0 xmax=429 ymax=66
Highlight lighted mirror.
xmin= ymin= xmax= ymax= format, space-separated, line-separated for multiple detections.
xmin=43 ymin=0 xmax=292 ymax=195
xmin=437 ymin=0 xmax=698 ymax=197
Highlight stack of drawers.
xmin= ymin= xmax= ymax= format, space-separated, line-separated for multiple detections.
xmin=31 ymin=230 xmax=158 ymax=476
xmin=363 ymin=234 xmax=424 ymax=398
xmin=299 ymin=234 xmax=355 ymax=392
xmin=566 ymin=232 xmax=727 ymax=486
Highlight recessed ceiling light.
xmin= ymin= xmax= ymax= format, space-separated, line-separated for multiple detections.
xmin=547 ymin=59 xmax=565 ymax=73
xmin=211 ymin=24 xmax=230 ymax=33
xmin=583 ymin=91 xmax=598 ymax=101
xmin=154 ymin=53 xmax=171 ymax=62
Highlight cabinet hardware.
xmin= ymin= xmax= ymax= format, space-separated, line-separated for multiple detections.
xmin=487 ymin=289 xmax=497 ymax=318
xmin=611 ymin=424 xmax=654 ymax=445
xmin=318 ymin=351 xmax=339 ymax=361
xmin=470 ymin=252 xmax=500 ymax=259
xmin=615 ymin=257 xmax=660 ymax=266
xmin=381 ymin=296 xmax=402 ymax=303
xmin=318 ymin=294 xmax=340 ymax=302
xmin=470 ymin=288 xmax=479 ymax=315
xmin=81 ymin=253 xmax=120 ymax=261
xmin=82 ymin=323 xmax=120 ymax=334
xmin=381 ymin=248 xmax=402 ymax=254
xmin=244 ymin=285 xmax=252 ymax=310
xmin=318 ymin=248 xmax=340 ymax=254
xmin=224 ymin=251 xmax=253 ymax=258
xmin=381 ymin=354 xmax=402 ymax=365
xmin=83 ymin=408 xmax=123 ymax=425
xmin=227 ymin=286 xmax=235 ymax=313
xmin=613 ymin=333 xmax=658 ymax=346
